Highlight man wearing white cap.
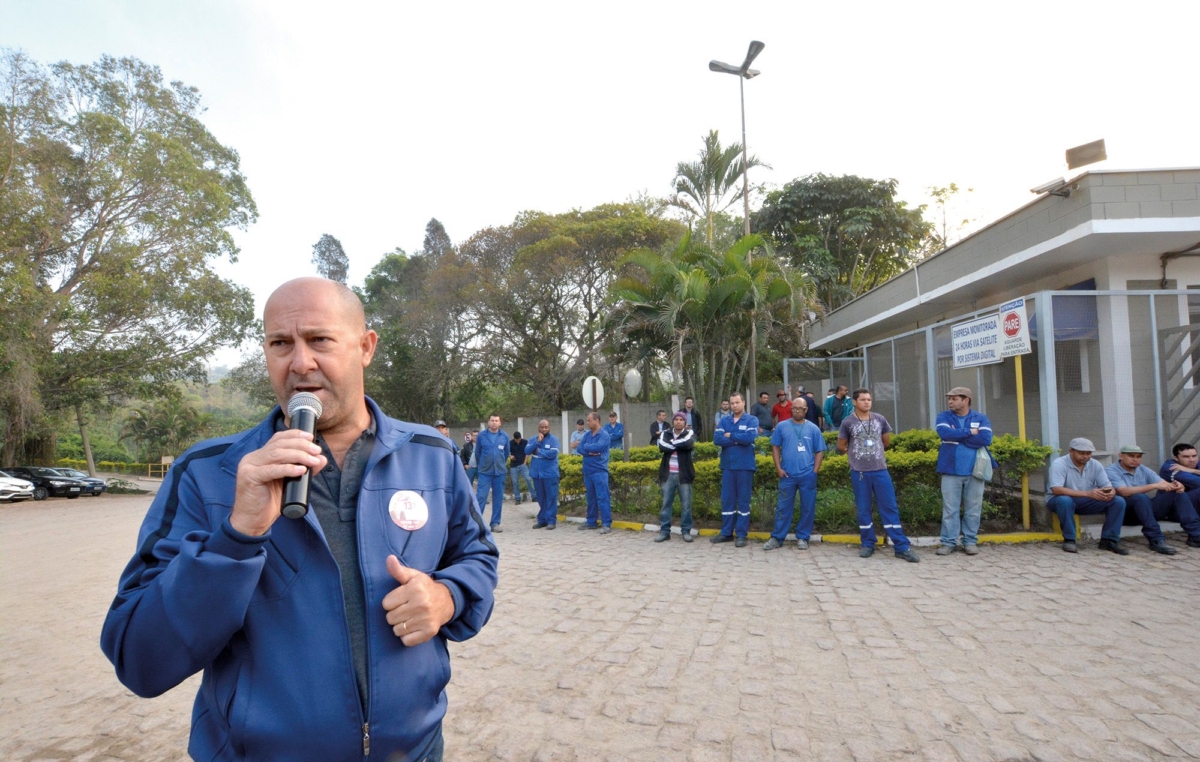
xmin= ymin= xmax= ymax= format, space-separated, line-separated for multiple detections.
xmin=935 ymin=387 xmax=994 ymax=556
xmin=1046 ymin=437 xmax=1128 ymax=554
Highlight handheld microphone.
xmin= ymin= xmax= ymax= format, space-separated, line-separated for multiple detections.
xmin=281 ymin=392 xmax=323 ymax=519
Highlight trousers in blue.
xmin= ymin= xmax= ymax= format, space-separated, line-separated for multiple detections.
xmin=720 ymin=469 xmax=753 ymax=538
xmin=1046 ymin=494 xmax=1126 ymax=542
xmin=510 ymin=464 xmax=535 ymax=501
xmin=1121 ymin=490 xmax=1200 ymax=542
xmin=772 ymin=472 xmax=817 ymax=541
xmin=851 ymin=469 xmax=911 ymax=552
xmin=584 ymin=472 xmax=612 ymax=527
xmin=533 ymin=477 xmax=560 ymax=527
xmin=476 ymin=472 xmax=506 ymax=527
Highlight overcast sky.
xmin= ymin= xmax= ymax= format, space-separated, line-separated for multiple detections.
xmin=4 ymin=1 xmax=1199 ymax=365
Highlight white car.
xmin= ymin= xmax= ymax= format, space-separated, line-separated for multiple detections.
xmin=0 ymin=469 xmax=35 ymax=503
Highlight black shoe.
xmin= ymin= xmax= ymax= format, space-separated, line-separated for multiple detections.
xmin=710 ymin=534 xmax=733 ymax=544
xmin=532 ymin=522 xmax=547 ymax=529
xmin=1149 ymin=540 xmax=1177 ymax=555
xmin=1098 ymin=538 xmax=1129 ymax=555
xmin=1188 ymin=536 xmax=1200 ymax=548
xmin=1062 ymin=540 xmax=1078 ymax=553
xmin=734 ymin=537 xmax=747 ymax=548
xmin=578 ymin=523 xmax=598 ymax=530
xmin=895 ymin=549 xmax=920 ymax=563
xmin=654 ymin=532 xmax=670 ymax=543
xmin=859 ymin=545 xmax=875 ymax=558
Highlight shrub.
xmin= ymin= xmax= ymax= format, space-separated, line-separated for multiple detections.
xmin=890 ymin=429 xmax=941 ymax=452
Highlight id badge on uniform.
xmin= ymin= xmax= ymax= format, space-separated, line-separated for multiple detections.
xmin=798 ymin=444 xmax=806 ymax=453
xmin=864 ymin=438 xmax=876 ymax=449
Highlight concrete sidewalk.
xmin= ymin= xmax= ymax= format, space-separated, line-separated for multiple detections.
xmin=3 ymin=495 xmax=1199 ymax=760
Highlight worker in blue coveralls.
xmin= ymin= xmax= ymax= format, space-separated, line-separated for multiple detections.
xmin=837 ymin=389 xmax=921 ymax=563
xmin=935 ymin=386 xmax=995 ymax=556
xmin=527 ymin=419 xmax=561 ymax=530
xmin=603 ymin=411 xmax=624 ymax=454
xmin=100 ymin=278 xmax=497 ymax=762
xmin=711 ymin=391 xmax=759 ymax=547
xmin=764 ymin=395 xmax=825 ymax=551
xmin=576 ymin=411 xmax=613 ymax=534
xmin=475 ymin=414 xmax=509 ymax=532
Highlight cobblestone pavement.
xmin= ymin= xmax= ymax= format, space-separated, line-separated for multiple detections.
xmin=3 ymin=495 xmax=1200 ymax=761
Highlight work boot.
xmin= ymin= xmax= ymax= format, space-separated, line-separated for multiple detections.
xmin=599 ymin=526 xmax=612 ymax=534
xmin=859 ymin=545 xmax=875 ymax=558
xmin=532 ymin=522 xmax=546 ymax=529
xmin=1062 ymin=540 xmax=1078 ymax=553
xmin=795 ymin=539 xmax=809 ymax=550
xmin=490 ymin=524 xmax=503 ymax=533
xmin=936 ymin=545 xmax=955 ymax=556
xmin=895 ymin=549 xmax=921 ymax=563
xmin=1149 ymin=540 xmax=1177 ymax=555
xmin=1097 ymin=538 xmax=1129 ymax=556
xmin=734 ymin=537 xmax=747 ymax=548
xmin=710 ymin=534 xmax=733 ymax=544
xmin=654 ymin=532 xmax=670 ymax=543
xmin=1188 ymin=536 xmax=1200 ymax=548
xmin=963 ymin=544 xmax=979 ymax=556
xmin=682 ymin=532 xmax=694 ymax=543
xmin=762 ymin=537 xmax=782 ymax=551
xmin=578 ymin=523 xmax=598 ymax=530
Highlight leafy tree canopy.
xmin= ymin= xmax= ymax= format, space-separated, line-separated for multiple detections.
xmin=752 ymin=174 xmax=932 ymax=313
xmin=0 ymin=49 xmax=257 ymax=463
xmin=311 ymin=233 xmax=349 ymax=283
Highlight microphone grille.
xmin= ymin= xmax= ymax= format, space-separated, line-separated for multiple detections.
xmin=287 ymin=392 xmax=323 ymax=418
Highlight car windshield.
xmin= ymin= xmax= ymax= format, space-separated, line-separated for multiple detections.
xmin=59 ymin=469 xmax=86 ymax=477
xmin=0 ymin=470 xmax=12 ymax=478
xmin=30 ymin=468 xmax=60 ymax=477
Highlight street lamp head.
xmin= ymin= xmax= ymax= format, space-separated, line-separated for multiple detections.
xmin=743 ymin=40 xmax=765 ymax=69
xmin=709 ymin=60 xmax=741 ymax=76
xmin=743 ymin=69 xmax=761 ymax=80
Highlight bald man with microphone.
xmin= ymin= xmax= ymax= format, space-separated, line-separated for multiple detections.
xmin=102 ymin=277 xmax=498 ymax=762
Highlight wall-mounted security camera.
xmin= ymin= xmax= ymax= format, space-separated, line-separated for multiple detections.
xmin=1030 ymin=178 xmax=1071 ymax=197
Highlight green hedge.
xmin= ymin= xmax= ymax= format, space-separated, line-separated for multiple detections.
xmin=555 ymin=430 xmax=1052 ymax=533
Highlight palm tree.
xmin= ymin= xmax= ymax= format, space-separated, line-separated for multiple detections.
xmin=120 ymin=398 xmax=209 ymax=461
xmin=669 ymin=130 xmax=769 ymax=248
xmin=611 ymin=234 xmax=812 ymax=416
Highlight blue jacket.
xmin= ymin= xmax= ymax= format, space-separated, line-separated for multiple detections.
xmin=714 ymin=413 xmax=759 ymax=471
xmin=576 ymin=429 xmax=611 ymax=476
xmin=100 ymin=399 xmax=499 ymax=761
xmin=525 ymin=434 xmax=561 ymax=479
xmin=1159 ymin=459 xmax=1200 ymax=490
xmin=935 ymin=409 xmax=995 ymax=475
xmin=475 ymin=428 xmax=510 ymax=475
xmin=603 ymin=422 xmax=624 ymax=450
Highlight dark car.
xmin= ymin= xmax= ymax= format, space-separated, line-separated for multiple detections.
xmin=6 ymin=466 xmax=87 ymax=501
xmin=51 ymin=468 xmax=108 ymax=495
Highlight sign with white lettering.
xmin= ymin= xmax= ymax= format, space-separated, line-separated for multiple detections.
xmin=999 ymin=297 xmax=1032 ymax=357
xmin=952 ymin=314 xmax=1003 ymax=368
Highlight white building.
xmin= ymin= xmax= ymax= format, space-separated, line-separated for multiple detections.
xmin=792 ymin=167 xmax=1200 ymax=467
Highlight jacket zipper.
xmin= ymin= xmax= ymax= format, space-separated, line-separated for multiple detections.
xmin=363 ymin=723 xmax=370 ymax=756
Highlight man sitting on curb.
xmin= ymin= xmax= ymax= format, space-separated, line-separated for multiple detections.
xmin=1046 ymin=437 xmax=1128 ymax=554
xmin=1107 ymin=444 xmax=1200 ymax=553
xmin=1159 ymin=442 xmax=1200 ymax=510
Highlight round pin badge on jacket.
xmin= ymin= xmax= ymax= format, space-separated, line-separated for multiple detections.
xmin=388 ymin=490 xmax=429 ymax=531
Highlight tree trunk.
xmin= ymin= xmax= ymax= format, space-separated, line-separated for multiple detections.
xmin=75 ymin=403 xmax=97 ymax=476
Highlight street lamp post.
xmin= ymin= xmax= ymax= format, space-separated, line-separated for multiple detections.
xmin=710 ymin=40 xmax=765 ymax=400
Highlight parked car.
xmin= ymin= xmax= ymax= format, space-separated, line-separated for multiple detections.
xmin=50 ymin=467 xmax=108 ymax=495
xmin=5 ymin=466 xmax=88 ymax=500
xmin=0 ymin=469 xmax=35 ymax=503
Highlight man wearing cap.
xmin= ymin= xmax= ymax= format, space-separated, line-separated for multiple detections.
xmin=935 ymin=387 xmax=995 ymax=556
xmin=603 ymin=411 xmax=625 ymax=455
xmin=1046 ymin=438 xmax=1128 ymax=554
xmin=434 ymin=420 xmax=457 ymax=455
xmin=751 ymin=392 xmax=775 ymax=435
xmin=654 ymin=412 xmax=696 ymax=543
xmin=527 ymin=420 xmax=561 ymax=530
xmin=568 ymin=419 xmax=586 ymax=453
xmin=771 ymin=389 xmax=793 ymax=428
xmin=1107 ymin=445 xmax=1200 ymax=553
xmin=764 ymin=395 xmax=825 ymax=551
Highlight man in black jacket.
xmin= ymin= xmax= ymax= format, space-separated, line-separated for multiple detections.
xmin=655 ymin=412 xmax=696 ymax=543
xmin=649 ymin=409 xmax=669 ymax=444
